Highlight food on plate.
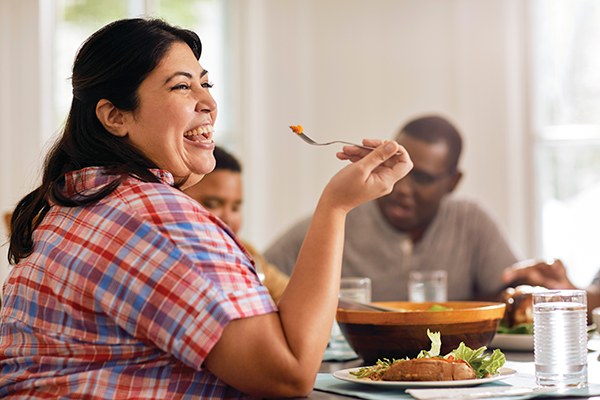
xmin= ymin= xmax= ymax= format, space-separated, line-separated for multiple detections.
xmin=289 ymin=125 xmax=303 ymax=134
xmin=381 ymin=357 xmax=475 ymax=381
xmin=350 ymin=330 xmax=505 ymax=381
xmin=498 ymin=285 xmax=545 ymax=334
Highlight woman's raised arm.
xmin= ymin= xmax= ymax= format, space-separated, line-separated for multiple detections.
xmin=203 ymin=140 xmax=412 ymax=397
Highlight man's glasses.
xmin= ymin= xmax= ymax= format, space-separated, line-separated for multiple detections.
xmin=405 ymin=168 xmax=454 ymax=186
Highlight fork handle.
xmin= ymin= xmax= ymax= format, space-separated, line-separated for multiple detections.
xmin=337 ymin=141 xmax=402 ymax=156
xmin=336 ymin=141 xmax=376 ymax=151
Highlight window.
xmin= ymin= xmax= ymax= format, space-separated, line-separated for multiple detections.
xmin=53 ymin=0 xmax=229 ymax=142
xmin=533 ymin=0 xmax=600 ymax=287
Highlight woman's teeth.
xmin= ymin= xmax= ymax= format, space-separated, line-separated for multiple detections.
xmin=184 ymin=126 xmax=214 ymax=142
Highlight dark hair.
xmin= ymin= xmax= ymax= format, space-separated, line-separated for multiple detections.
xmin=395 ymin=115 xmax=463 ymax=171
xmin=8 ymin=18 xmax=202 ymax=264
xmin=213 ymin=146 xmax=242 ymax=173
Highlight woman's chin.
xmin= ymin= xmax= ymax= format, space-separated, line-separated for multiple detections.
xmin=180 ymin=173 xmax=206 ymax=191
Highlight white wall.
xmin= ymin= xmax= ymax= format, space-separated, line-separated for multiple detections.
xmin=0 ymin=0 xmax=54 ymax=288
xmin=0 ymin=0 xmax=536 ymax=287
xmin=230 ymin=0 xmax=535 ymax=257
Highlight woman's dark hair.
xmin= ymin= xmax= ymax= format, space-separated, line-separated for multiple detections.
xmin=8 ymin=18 xmax=202 ymax=264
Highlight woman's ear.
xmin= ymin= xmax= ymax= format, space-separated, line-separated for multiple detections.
xmin=95 ymin=99 xmax=129 ymax=137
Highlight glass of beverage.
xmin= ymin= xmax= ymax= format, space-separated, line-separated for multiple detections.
xmin=339 ymin=277 xmax=372 ymax=304
xmin=329 ymin=277 xmax=371 ymax=356
xmin=533 ymin=290 xmax=588 ymax=388
xmin=408 ymin=270 xmax=447 ymax=302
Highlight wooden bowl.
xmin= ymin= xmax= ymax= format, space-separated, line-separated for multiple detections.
xmin=336 ymin=301 xmax=505 ymax=363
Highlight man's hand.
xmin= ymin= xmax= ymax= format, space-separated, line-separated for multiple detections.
xmin=501 ymin=258 xmax=577 ymax=290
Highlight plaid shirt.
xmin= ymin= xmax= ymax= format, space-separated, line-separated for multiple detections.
xmin=0 ymin=167 xmax=277 ymax=399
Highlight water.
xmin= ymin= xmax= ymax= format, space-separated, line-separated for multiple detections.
xmin=533 ymin=302 xmax=588 ymax=388
xmin=408 ymin=281 xmax=447 ymax=302
xmin=339 ymin=287 xmax=370 ymax=304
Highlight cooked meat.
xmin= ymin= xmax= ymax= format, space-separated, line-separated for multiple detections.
xmin=501 ymin=285 xmax=541 ymax=327
xmin=381 ymin=358 xmax=476 ymax=381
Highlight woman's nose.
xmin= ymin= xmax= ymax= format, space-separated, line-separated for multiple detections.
xmin=196 ymin=88 xmax=217 ymax=114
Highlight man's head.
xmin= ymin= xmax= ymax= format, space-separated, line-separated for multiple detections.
xmin=184 ymin=146 xmax=243 ymax=234
xmin=376 ymin=115 xmax=463 ymax=241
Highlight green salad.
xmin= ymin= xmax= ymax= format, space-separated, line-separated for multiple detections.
xmin=497 ymin=321 xmax=533 ymax=335
xmin=350 ymin=330 xmax=505 ymax=380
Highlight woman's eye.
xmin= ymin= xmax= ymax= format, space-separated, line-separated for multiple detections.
xmin=202 ymin=81 xmax=215 ymax=89
xmin=171 ymin=84 xmax=191 ymax=91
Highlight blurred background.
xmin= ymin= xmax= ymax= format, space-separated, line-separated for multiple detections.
xmin=2 ymin=0 xmax=600 ymax=290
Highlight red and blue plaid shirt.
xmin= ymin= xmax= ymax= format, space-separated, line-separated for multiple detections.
xmin=0 ymin=167 xmax=277 ymax=399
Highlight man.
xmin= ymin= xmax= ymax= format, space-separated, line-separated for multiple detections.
xmin=185 ymin=146 xmax=290 ymax=303
xmin=265 ymin=115 xmax=522 ymax=301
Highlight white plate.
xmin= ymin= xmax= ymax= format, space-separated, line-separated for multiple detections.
xmin=332 ymin=367 xmax=517 ymax=387
xmin=489 ymin=333 xmax=533 ymax=351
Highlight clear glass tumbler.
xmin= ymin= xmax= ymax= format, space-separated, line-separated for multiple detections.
xmin=408 ymin=270 xmax=447 ymax=302
xmin=339 ymin=277 xmax=372 ymax=304
xmin=329 ymin=277 xmax=371 ymax=356
xmin=533 ymin=289 xmax=588 ymax=388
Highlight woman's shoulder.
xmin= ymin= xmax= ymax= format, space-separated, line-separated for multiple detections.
xmin=67 ymin=167 xmax=207 ymax=221
xmin=120 ymin=176 xmax=210 ymax=219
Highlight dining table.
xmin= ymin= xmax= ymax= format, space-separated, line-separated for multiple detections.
xmin=276 ymin=333 xmax=600 ymax=400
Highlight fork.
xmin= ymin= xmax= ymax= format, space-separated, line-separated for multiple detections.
xmin=289 ymin=125 xmax=401 ymax=154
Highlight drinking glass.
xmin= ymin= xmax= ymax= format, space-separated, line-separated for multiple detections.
xmin=533 ymin=290 xmax=588 ymax=388
xmin=328 ymin=278 xmax=371 ymax=358
xmin=408 ymin=270 xmax=447 ymax=302
xmin=339 ymin=277 xmax=372 ymax=304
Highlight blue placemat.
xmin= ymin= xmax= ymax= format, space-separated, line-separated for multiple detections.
xmin=324 ymin=323 xmax=359 ymax=362
xmin=314 ymin=361 xmax=600 ymax=399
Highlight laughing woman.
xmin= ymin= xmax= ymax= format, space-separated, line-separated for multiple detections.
xmin=0 ymin=18 xmax=411 ymax=399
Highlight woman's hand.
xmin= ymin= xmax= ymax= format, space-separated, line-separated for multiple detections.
xmin=322 ymin=139 xmax=412 ymax=214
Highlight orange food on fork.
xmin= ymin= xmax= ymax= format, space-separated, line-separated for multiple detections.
xmin=289 ymin=125 xmax=303 ymax=135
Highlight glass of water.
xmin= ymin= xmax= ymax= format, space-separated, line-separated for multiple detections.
xmin=533 ymin=289 xmax=588 ymax=388
xmin=408 ymin=270 xmax=447 ymax=302
xmin=329 ymin=277 xmax=371 ymax=357
xmin=339 ymin=277 xmax=372 ymax=304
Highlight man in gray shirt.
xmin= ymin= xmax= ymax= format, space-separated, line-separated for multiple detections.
xmin=265 ymin=115 xmax=522 ymax=302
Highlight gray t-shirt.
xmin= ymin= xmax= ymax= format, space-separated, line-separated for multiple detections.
xmin=264 ymin=195 xmax=522 ymax=302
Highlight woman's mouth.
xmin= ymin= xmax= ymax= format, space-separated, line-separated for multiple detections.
xmin=184 ymin=125 xmax=214 ymax=143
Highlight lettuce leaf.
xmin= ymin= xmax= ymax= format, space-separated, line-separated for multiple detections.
xmin=416 ymin=329 xmax=441 ymax=358
xmin=497 ymin=321 xmax=533 ymax=335
xmin=446 ymin=342 xmax=506 ymax=379
xmin=427 ymin=304 xmax=453 ymax=311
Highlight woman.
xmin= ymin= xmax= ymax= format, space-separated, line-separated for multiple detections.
xmin=1 ymin=18 xmax=412 ymax=399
